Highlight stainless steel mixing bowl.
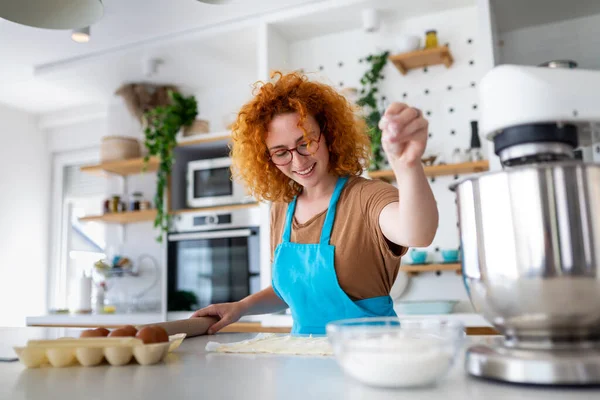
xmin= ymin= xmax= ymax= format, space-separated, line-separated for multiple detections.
xmin=453 ymin=161 xmax=600 ymax=348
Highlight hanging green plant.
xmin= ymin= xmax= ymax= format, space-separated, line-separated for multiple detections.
xmin=143 ymin=90 xmax=197 ymax=242
xmin=356 ymin=50 xmax=389 ymax=171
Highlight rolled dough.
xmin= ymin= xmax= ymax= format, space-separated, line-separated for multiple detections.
xmin=205 ymin=333 xmax=333 ymax=356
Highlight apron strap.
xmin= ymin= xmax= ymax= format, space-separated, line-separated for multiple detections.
xmin=282 ymin=196 xmax=297 ymax=243
xmin=319 ymin=176 xmax=349 ymax=245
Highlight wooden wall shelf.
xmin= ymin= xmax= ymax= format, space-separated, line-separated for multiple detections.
xmin=177 ymin=131 xmax=232 ymax=147
xmin=400 ymin=263 xmax=462 ymax=276
xmin=79 ymin=209 xmax=157 ymax=224
xmin=80 ymin=157 xmax=160 ymax=177
xmin=171 ymin=202 xmax=260 ymax=214
xmin=389 ymin=45 xmax=454 ymax=75
xmin=369 ymin=160 xmax=489 ymax=181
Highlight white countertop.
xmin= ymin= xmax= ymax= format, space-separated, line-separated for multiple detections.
xmin=260 ymin=312 xmax=492 ymax=328
xmin=25 ymin=313 xmax=165 ymax=327
xmin=1 ymin=327 xmax=598 ymax=400
xmin=27 ymin=311 xmax=492 ymax=328
xmin=25 ymin=313 xmax=265 ymax=327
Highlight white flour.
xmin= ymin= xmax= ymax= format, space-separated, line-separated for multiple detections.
xmin=337 ymin=334 xmax=454 ymax=388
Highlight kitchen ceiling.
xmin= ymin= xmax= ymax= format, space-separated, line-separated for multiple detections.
xmin=0 ymin=0 xmax=323 ymax=113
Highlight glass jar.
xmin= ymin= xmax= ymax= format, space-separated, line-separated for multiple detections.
xmin=130 ymin=192 xmax=143 ymax=211
xmin=451 ymin=148 xmax=467 ymax=164
xmin=425 ymin=30 xmax=438 ymax=49
xmin=109 ymin=195 xmax=120 ymax=213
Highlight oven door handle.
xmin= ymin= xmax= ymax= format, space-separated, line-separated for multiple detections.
xmin=168 ymin=229 xmax=254 ymax=242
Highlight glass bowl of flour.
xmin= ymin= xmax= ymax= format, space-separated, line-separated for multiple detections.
xmin=326 ymin=317 xmax=465 ymax=388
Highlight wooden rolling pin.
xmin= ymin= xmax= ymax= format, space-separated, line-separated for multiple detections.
xmin=138 ymin=317 xmax=219 ymax=338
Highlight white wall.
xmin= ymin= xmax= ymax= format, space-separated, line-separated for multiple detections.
xmin=47 ymin=120 xmax=107 ymax=154
xmin=0 ymin=104 xmax=49 ymax=326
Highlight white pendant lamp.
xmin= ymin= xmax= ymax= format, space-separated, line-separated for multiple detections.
xmin=0 ymin=0 xmax=104 ymax=30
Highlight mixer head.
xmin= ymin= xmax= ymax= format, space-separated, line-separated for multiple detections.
xmin=478 ymin=64 xmax=599 ymax=168
xmin=492 ymin=122 xmax=578 ymax=167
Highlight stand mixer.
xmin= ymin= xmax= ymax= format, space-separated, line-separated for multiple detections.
xmin=452 ymin=64 xmax=600 ymax=385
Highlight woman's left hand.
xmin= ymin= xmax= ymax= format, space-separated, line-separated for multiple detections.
xmin=379 ymin=102 xmax=429 ymax=166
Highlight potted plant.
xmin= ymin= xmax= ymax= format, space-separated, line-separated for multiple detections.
xmin=143 ymin=90 xmax=198 ymax=242
xmin=356 ymin=50 xmax=389 ymax=171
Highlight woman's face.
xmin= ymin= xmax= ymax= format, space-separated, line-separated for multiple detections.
xmin=266 ymin=112 xmax=330 ymax=188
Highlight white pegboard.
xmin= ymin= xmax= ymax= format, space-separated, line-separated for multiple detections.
xmin=271 ymin=5 xmax=488 ymax=301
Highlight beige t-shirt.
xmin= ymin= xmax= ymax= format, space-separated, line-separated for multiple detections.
xmin=270 ymin=175 xmax=408 ymax=301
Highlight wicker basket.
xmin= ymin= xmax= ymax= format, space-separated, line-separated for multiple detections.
xmin=101 ymin=136 xmax=141 ymax=162
xmin=182 ymin=119 xmax=210 ymax=137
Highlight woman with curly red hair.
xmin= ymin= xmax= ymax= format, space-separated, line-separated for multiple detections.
xmin=192 ymin=71 xmax=438 ymax=334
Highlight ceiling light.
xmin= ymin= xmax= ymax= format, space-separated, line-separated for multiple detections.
xmin=0 ymin=0 xmax=103 ymax=30
xmin=362 ymin=8 xmax=380 ymax=33
xmin=71 ymin=26 xmax=90 ymax=43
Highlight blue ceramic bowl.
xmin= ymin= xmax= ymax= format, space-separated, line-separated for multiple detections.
xmin=441 ymin=249 xmax=459 ymax=262
xmin=410 ymin=250 xmax=428 ymax=264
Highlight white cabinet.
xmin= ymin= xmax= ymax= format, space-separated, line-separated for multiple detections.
xmin=489 ymin=0 xmax=600 ymax=69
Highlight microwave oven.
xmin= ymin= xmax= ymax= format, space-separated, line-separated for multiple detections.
xmin=167 ymin=207 xmax=262 ymax=311
xmin=186 ymin=157 xmax=253 ymax=208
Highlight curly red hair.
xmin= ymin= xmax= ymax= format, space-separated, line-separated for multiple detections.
xmin=230 ymin=71 xmax=371 ymax=203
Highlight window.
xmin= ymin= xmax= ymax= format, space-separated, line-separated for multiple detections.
xmin=49 ymin=150 xmax=106 ymax=311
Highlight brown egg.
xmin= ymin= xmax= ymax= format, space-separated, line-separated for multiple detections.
xmin=121 ymin=325 xmax=138 ymax=336
xmin=151 ymin=326 xmax=169 ymax=343
xmin=80 ymin=329 xmax=105 ymax=338
xmin=135 ymin=327 xmax=158 ymax=344
xmin=108 ymin=328 xmax=136 ymax=337
xmin=94 ymin=327 xmax=110 ymax=337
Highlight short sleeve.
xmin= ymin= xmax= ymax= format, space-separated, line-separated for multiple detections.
xmin=359 ymin=179 xmax=408 ymax=257
xmin=269 ymin=201 xmax=287 ymax=264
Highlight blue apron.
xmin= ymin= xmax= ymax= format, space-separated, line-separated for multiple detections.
xmin=272 ymin=176 xmax=397 ymax=335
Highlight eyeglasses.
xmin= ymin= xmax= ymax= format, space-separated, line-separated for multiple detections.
xmin=268 ymin=133 xmax=322 ymax=166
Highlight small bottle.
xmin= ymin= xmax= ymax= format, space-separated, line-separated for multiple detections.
xmin=94 ymin=282 xmax=106 ymax=314
xmin=110 ymin=195 xmax=120 ymax=213
xmin=130 ymin=192 xmax=143 ymax=211
xmin=469 ymin=121 xmax=483 ymax=161
xmin=425 ymin=30 xmax=438 ymax=49
xmin=74 ymin=271 xmax=92 ymax=314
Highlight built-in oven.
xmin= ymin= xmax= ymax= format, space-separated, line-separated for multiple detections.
xmin=186 ymin=157 xmax=253 ymax=208
xmin=167 ymin=207 xmax=261 ymax=311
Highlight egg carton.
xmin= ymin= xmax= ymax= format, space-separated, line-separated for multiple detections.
xmin=13 ymin=333 xmax=186 ymax=368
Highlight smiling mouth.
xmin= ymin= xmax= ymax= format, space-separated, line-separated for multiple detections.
xmin=294 ymin=163 xmax=316 ymax=176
